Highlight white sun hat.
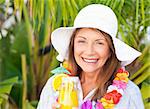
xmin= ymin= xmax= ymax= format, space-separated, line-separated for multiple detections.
xmin=51 ymin=4 xmax=141 ymax=66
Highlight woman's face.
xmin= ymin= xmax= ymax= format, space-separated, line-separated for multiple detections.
xmin=74 ymin=28 xmax=111 ymax=74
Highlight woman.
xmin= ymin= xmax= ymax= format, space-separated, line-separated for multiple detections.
xmin=37 ymin=4 xmax=144 ymax=109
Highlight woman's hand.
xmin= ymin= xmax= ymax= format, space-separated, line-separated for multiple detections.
xmin=52 ymin=101 xmax=60 ymax=109
xmin=52 ymin=102 xmax=79 ymax=109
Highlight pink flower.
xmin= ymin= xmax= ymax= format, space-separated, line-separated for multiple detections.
xmin=96 ymin=102 xmax=104 ymax=109
xmin=113 ymin=80 xmax=127 ymax=89
xmin=81 ymin=100 xmax=92 ymax=109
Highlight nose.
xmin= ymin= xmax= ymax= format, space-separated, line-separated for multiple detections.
xmin=85 ymin=43 xmax=95 ymax=55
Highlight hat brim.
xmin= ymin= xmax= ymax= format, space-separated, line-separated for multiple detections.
xmin=51 ymin=27 xmax=141 ymax=66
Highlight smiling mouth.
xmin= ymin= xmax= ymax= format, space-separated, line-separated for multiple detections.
xmin=82 ymin=58 xmax=98 ymax=63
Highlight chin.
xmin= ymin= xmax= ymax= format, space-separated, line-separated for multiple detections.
xmin=82 ymin=67 xmax=100 ymax=74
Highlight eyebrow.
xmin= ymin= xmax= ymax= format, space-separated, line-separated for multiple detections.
xmin=75 ymin=36 xmax=86 ymax=39
xmin=95 ymin=38 xmax=106 ymax=41
xmin=76 ymin=36 xmax=106 ymax=41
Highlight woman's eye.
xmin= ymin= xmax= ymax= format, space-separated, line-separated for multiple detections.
xmin=96 ymin=42 xmax=104 ymax=45
xmin=78 ymin=40 xmax=86 ymax=43
xmin=99 ymin=43 xmax=103 ymax=44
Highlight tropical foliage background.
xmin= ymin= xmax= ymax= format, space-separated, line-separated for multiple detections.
xmin=0 ymin=0 xmax=150 ymax=109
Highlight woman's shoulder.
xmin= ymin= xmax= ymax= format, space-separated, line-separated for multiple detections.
xmin=46 ymin=74 xmax=56 ymax=84
xmin=43 ymin=74 xmax=60 ymax=90
xmin=40 ymin=75 xmax=55 ymax=93
xmin=43 ymin=75 xmax=55 ymax=87
xmin=126 ymin=80 xmax=141 ymax=94
xmin=39 ymin=74 xmax=61 ymax=96
xmin=37 ymin=75 xmax=57 ymax=109
xmin=115 ymin=80 xmax=144 ymax=109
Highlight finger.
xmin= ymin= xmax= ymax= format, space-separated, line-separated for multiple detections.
xmin=52 ymin=102 xmax=60 ymax=109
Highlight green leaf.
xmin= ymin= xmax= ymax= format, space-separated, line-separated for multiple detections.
xmin=0 ymin=76 xmax=18 ymax=85
xmin=0 ymin=77 xmax=18 ymax=106
xmin=130 ymin=63 xmax=150 ymax=80
xmin=0 ymin=85 xmax=12 ymax=94
xmin=0 ymin=76 xmax=18 ymax=94
xmin=0 ymin=0 xmax=5 ymax=4
xmin=141 ymin=81 xmax=150 ymax=109
xmin=141 ymin=82 xmax=150 ymax=99
xmin=133 ymin=71 xmax=150 ymax=85
xmin=0 ymin=98 xmax=3 ymax=105
xmin=26 ymin=100 xmax=35 ymax=109
xmin=145 ymin=102 xmax=150 ymax=109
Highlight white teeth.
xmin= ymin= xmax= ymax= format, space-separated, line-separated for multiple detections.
xmin=83 ymin=58 xmax=97 ymax=63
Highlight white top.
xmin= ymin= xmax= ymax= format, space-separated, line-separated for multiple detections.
xmin=37 ymin=75 xmax=144 ymax=109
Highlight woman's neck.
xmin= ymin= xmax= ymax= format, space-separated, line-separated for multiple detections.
xmin=80 ymin=70 xmax=101 ymax=98
xmin=80 ymin=70 xmax=101 ymax=84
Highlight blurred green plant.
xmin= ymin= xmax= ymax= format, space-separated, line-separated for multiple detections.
xmin=141 ymin=79 xmax=150 ymax=108
xmin=0 ymin=77 xmax=18 ymax=109
xmin=0 ymin=0 xmax=149 ymax=108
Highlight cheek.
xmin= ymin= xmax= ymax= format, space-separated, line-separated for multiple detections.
xmin=74 ymin=44 xmax=86 ymax=55
xmin=74 ymin=44 xmax=81 ymax=59
xmin=74 ymin=44 xmax=87 ymax=65
xmin=96 ymin=46 xmax=110 ymax=59
xmin=74 ymin=48 xmax=84 ymax=62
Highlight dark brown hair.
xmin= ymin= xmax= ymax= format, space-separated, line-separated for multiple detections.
xmin=68 ymin=28 xmax=121 ymax=100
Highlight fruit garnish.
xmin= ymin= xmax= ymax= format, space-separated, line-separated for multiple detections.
xmin=52 ymin=74 xmax=68 ymax=91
